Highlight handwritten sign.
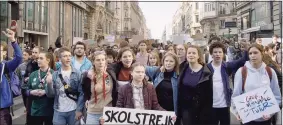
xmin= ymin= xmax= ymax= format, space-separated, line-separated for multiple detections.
xmin=232 ymin=86 xmax=280 ymax=124
xmin=103 ymin=107 xmax=175 ymax=125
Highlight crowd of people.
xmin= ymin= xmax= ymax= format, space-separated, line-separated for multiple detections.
xmin=0 ymin=29 xmax=282 ymax=125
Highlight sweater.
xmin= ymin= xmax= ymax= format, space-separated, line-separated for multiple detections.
xmin=231 ymin=61 xmax=282 ymax=122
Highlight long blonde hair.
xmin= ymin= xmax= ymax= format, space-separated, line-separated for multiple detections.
xmin=147 ymin=51 xmax=161 ymax=66
xmin=162 ymin=52 xmax=180 ymax=75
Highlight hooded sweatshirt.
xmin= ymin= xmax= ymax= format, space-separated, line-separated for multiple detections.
xmin=231 ymin=61 xmax=282 ymax=122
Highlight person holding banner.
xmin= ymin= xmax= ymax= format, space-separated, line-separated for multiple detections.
xmin=177 ymin=45 xmax=213 ymax=125
xmin=81 ymin=50 xmax=118 ymax=124
xmin=115 ymin=62 xmax=163 ymax=110
xmin=231 ymin=44 xmax=281 ymax=125
xmin=145 ymin=52 xmax=179 ymax=113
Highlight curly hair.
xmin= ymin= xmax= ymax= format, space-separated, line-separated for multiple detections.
xmin=209 ymin=41 xmax=227 ymax=55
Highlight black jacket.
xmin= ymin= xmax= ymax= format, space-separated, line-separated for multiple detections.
xmin=81 ymin=68 xmax=118 ymax=107
xmin=176 ymin=62 xmax=213 ymax=125
xmin=24 ymin=60 xmax=39 ymax=79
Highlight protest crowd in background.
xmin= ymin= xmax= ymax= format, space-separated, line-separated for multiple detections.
xmin=0 ymin=28 xmax=282 ymax=125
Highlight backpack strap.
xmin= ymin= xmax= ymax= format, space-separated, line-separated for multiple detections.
xmin=58 ymin=74 xmax=67 ymax=86
xmin=242 ymin=66 xmax=273 ymax=92
xmin=0 ymin=62 xmax=5 ymax=83
xmin=241 ymin=66 xmax=247 ymax=92
xmin=265 ymin=66 xmax=272 ymax=82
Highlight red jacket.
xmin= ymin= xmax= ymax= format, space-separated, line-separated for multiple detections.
xmin=116 ymin=82 xmax=164 ymax=111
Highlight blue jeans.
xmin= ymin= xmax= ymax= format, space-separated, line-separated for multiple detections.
xmin=53 ymin=110 xmax=79 ymax=125
xmin=86 ymin=113 xmax=102 ymax=125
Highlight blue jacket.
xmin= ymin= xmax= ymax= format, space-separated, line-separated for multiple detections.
xmin=206 ymin=51 xmax=248 ymax=106
xmin=145 ymin=66 xmax=178 ymax=115
xmin=56 ymin=56 xmax=92 ymax=73
xmin=0 ymin=42 xmax=23 ymax=108
xmin=45 ymin=67 xmax=84 ymax=112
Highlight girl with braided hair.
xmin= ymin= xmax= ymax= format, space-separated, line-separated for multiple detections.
xmin=81 ymin=50 xmax=118 ymax=125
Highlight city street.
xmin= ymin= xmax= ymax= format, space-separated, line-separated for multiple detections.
xmin=12 ymin=96 xmax=281 ymax=124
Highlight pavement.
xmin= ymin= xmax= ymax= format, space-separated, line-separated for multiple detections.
xmin=12 ymin=96 xmax=281 ymax=125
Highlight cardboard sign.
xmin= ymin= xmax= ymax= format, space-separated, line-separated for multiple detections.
xmin=103 ymin=107 xmax=175 ymax=125
xmin=105 ymin=35 xmax=115 ymax=43
xmin=232 ymin=86 xmax=280 ymax=124
xmin=73 ymin=37 xmax=83 ymax=45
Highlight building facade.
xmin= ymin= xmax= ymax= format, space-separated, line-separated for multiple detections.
xmin=0 ymin=1 xmax=88 ymax=51
xmin=199 ymin=1 xmax=237 ymax=40
xmin=236 ymin=1 xmax=281 ymax=41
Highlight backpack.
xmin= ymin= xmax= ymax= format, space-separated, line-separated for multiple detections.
xmin=241 ymin=66 xmax=272 ymax=92
xmin=1 ymin=62 xmax=21 ymax=97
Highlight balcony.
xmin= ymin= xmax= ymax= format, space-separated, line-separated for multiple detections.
xmin=106 ymin=7 xmax=114 ymax=16
xmin=200 ymin=11 xmax=217 ymax=21
xmin=84 ymin=2 xmax=96 ymax=8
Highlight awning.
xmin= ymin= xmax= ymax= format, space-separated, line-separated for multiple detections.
xmin=241 ymin=26 xmax=260 ymax=34
xmin=241 ymin=24 xmax=273 ymax=34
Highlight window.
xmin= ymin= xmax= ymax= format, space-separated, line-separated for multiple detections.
xmin=0 ymin=2 xmax=8 ymax=43
xmin=220 ymin=20 xmax=225 ymax=29
xmin=41 ymin=2 xmax=47 ymax=25
xmin=205 ymin=4 xmax=207 ymax=12
xmin=195 ymin=15 xmax=199 ymax=22
xmin=195 ymin=2 xmax=198 ymax=9
xmin=59 ymin=2 xmax=64 ymax=37
xmin=72 ymin=7 xmax=76 ymax=37
xmin=109 ymin=22 xmax=111 ymax=34
xmin=23 ymin=2 xmax=26 ymax=21
xmin=27 ymin=2 xmax=34 ymax=22
xmin=125 ymin=11 xmax=128 ymax=17
xmin=233 ymin=18 xmax=237 ymax=22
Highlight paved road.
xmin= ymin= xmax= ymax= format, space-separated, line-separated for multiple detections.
xmin=12 ymin=96 xmax=281 ymax=124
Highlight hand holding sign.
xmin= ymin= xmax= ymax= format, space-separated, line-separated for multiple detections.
xmin=232 ymin=86 xmax=280 ymax=124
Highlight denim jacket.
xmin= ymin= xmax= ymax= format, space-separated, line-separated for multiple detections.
xmin=56 ymin=56 xmax=92 ymax=73
xmin=45 ymin=67 xmax=84 ymax=112
xmin=145 ymin=66 xmax=178 ymax=115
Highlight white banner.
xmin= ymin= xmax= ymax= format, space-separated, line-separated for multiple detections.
xmin=232 ymin=86 xmax=280 ymax=124
xmin=103 ymin=107 xmax=175 ymax=125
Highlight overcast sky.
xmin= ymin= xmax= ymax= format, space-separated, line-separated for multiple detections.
xmin=139 ymin=1 xmax=181 ymax=39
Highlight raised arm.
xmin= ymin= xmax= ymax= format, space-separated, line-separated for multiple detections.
xmin=2 ymin=29 xmax=23 ymax=72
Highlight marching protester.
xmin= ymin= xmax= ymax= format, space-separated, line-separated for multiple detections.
xmin=147 ymin=51 xmax=161 ymax=66
xmin=232 ymin=44 xmax=281 ymax=125
xmin=136 ymin=40 xmax=149 ymax=66
xmin=0 ymin=29 xmax=23 ymax=125
xmin=166 ymin=44 xmax=176 ymax=54
xmin=56 ymin=41 xmax=92 ymax=73
xmin=105 ymin=48 xmax=117 ymax=65
xmin=206 ymin=41 xmax=248 ymax=125
xmin=23 ymin=46 xmax=42 ymax=124
xmin=25 ymin=51 xmax=55 ymax=125
xmin=16 ymin=49 xmax=31 ymax=110
xmin=145 ymin=52 xmax=179 ymax=113
xmin=116 ymin=62 xmax=164 ymax=110
xmin=176 ymin=44 xmax=187 ymax=64
xmin=109 ymin=47 xmax=135 ymax=88
xmin=81 ymin=50 xmax=118 ymax=124
xmin=177 ymin=45 xmax=213 ymax=125
xmin=45 ymin=47 xmax=84 ymax=125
